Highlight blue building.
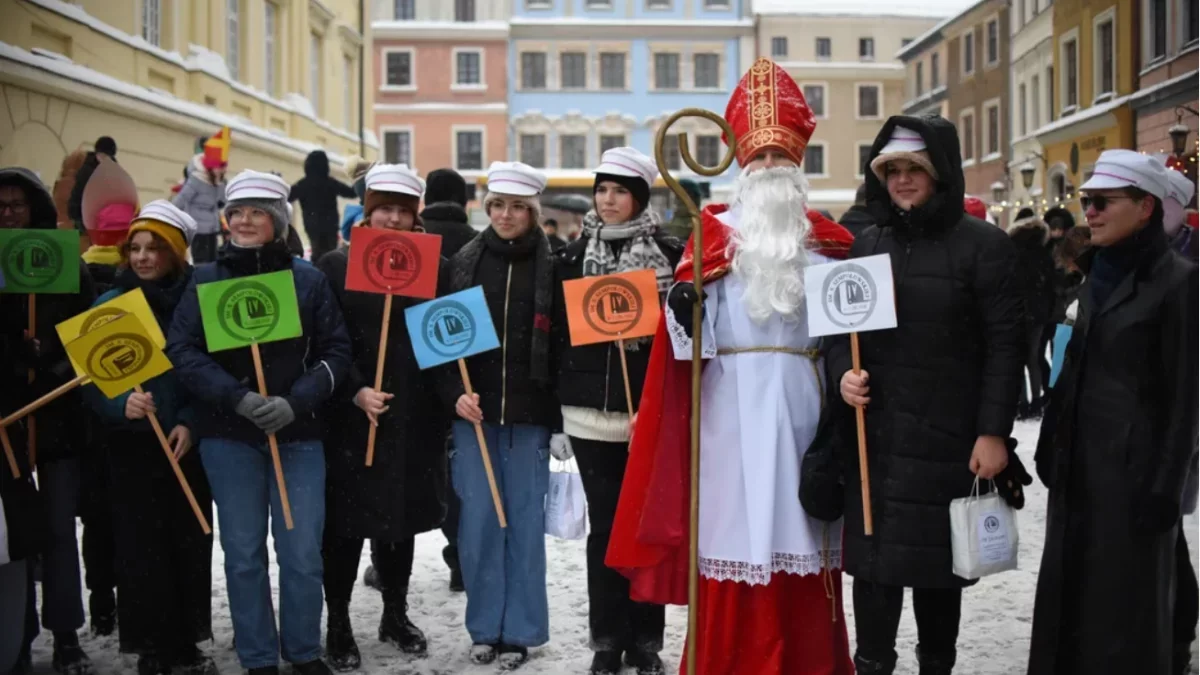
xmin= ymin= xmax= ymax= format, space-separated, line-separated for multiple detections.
xmin=504 ymin=0 xmax=754 ymax=214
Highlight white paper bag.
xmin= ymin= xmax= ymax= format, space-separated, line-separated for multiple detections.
xmin=950 ymin=478 xmax=1018 ymax=580
xmin=545 ymin=461 xmax=587 ymax=540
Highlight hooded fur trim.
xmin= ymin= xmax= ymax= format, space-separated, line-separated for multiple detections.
xmin=1008 ymin=216 xmax=1050 ymax=247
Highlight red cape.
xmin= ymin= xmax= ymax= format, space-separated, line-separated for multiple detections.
xmin=605 ymin=204 xmax=853 ymax=605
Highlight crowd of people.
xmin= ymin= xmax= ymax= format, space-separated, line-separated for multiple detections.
xmin=0 ymin=55 xmax=1196 ymax=675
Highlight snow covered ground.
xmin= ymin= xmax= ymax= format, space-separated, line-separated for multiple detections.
xmin=27 ymin=420 xmax=1200 ymax=674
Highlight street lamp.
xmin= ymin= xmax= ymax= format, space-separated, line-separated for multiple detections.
xmin=990 ymin=180 xmax=1007 ymax=205
xmin=1019 ymin=161 xmax=1037 ymax=190
xmin=1169 ymin=106 xmax=1195 ymax=157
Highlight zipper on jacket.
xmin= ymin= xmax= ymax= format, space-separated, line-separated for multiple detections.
xmin=500 ymin=262 xmax=513 ymax=425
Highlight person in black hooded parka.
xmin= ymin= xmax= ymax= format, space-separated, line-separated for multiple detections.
xmin=1028 ymin=149 xmax=1198 ymax=675
xmin=827 ymin=116 xmax=1027 ymax=675
xmin=289 ymin=150 xmax=357 ymax=262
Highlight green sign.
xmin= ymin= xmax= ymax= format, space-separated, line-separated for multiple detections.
xmin=0 ymin=229 xmax=80 ymax=294
xmin=196 ymin=270 xmax=302 ymax=352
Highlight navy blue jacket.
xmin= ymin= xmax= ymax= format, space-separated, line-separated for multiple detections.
xmin=166 ymin=242 xmax=352 ymax=445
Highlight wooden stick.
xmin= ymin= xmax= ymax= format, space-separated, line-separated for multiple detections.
xmin=851 ymin=332 xmax=874 ymax=536
xmin=457 ymin=358 xmax=507 ymax=529
xmin=134 ymin=385 xmax=212 ymax=534
xmin=251 ymin=342 xmax=294 ymax=531
xmin=365 ymin=293 xmax=393 ymax=467
xmin=27 ymin=294 xmax=36 ymax=467
xmin=0 ymin=375 xmax=89 ymax=428
xmin=616 ymin=338 xmax=635 ymax=417
xmin=1 ymin=426 xmax=19 ymax=479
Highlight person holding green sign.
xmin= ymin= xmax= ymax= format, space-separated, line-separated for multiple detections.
xmin=0 ymin=166 xmax=97 ymax=675
xmin=167 ymin=170 xmax=351 ymax=675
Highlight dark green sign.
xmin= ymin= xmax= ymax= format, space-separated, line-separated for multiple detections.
xmin=0 ymin=229 xmax=80 ymax=294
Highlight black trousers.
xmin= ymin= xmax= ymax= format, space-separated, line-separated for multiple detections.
xmin=441 ymin=433 xmax=461 ymax=568
xmin=571 ymin=437 xmax=665 ymax=654
xmin=852 ymin=579 xmax=963 ymax=669
xmin=1019 ymin=322 xmax=1046 ymax=407
xmin=81 ymin=431 xmax=116 ymax=600
xmin=324 ymin=534 xmax=415 ymax=609
xmin=1176 ymin=528 xmax=1198 ymax=648
xmin=307 ymin=230 xmax=338 ymax=264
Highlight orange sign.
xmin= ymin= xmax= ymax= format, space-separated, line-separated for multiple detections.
xmin=345 ymin=228 xmax=442 ymax=299
xmin=563 ymin=269 xmax=661 ymax=346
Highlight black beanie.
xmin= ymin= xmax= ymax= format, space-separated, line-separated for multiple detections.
xmin=594 ymin=172 xmax=649 ymax=215
xmin=95 ymin=136 xmax=117 ymax=157
xmin=425 ymin=168 xmax=468 ymax=206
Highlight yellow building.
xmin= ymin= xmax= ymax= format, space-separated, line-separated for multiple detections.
xmin=0 ymin=0 xmax=376 ymax=229
xmin=1033 ymin=0 xmax=1135 ymax=219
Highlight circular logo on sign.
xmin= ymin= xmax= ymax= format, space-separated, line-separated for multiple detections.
xmin=1 ymin=233 xmax=63 ymax=289
xmin=364 ymin=235 xmax=422 ymax=291
xmin=216 ymin=281 xmax=281 ymax=342
xmin=79 ymin=307 xmax=125 ymax=335
xmin=821 ymin=262 xmax=878 ymax=330
xmin=582 ymin=277 xmax=643 ymax=338
xmin=984 ymin=515 xmax=1000 ymax=533
xmin=422 ymin=300 xmax=475 ymax=358
xmin=84 ymin=332 xmax=152 ymax=382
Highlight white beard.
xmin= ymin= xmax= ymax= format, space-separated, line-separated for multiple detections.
xmin=728 ymin=166 xmax=812 ymax=324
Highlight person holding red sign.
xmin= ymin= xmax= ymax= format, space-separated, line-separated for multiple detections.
xmin=550 ymin=146 xmax=682 ymax=675
xmin=315 ymin=164 xmax=449 ymax=670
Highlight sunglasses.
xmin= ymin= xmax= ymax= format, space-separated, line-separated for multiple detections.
xmin=1080 ymin=194 xmax=1134 ymax=212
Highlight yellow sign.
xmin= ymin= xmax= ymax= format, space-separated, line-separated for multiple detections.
xmin=64 ymin=313 xmax=173 ymax=398
xmin=56 ymin=288 xmax=165 ymax=377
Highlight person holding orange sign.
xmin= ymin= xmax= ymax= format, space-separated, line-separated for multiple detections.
xmin=551 ymin=146 xmax=682 ymax=675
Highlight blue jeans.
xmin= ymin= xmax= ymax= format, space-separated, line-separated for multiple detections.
xmin=451 ymin=422 xmax=550 ymax=647
xmin=200 ymin=438 xmax=326 ymax=669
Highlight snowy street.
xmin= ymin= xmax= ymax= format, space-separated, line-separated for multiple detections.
xmin=28 ymin=419 xmax=1200 ymax=674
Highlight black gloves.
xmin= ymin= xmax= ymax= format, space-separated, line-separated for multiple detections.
xmin=995 ymin=438 xmax=1034 ymax=510
xmin=668 ymin=283 xmax=707 ymax=339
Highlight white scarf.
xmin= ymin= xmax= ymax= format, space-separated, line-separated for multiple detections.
xmin=581 ymin=209 xmax=673 ymax=297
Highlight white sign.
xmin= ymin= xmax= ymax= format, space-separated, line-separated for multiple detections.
xmin=804 ymin=254 xmax=898 ymax=337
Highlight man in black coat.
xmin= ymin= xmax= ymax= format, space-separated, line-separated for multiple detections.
xmin=1029 ymin=150 xmax=1198 ymax=675
xmin=289 ymin=150 xmax=356 ymax=262
xmin=420 ymin=168 xmax=478 ymax=259
xmin=1007 ymin=216 xmax=1056 ymax=417
xmin=838 ymin=183 xmax=875 ymax=238
xmin=830 ymin=117 xmax=1027 ymax=675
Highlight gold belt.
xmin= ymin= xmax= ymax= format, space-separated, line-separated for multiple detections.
xmin=713 ymin=347 xmax=824 ymax=407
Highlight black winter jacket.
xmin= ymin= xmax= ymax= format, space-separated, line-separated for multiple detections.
xmin=827 ymin=114 xmax=1025 ymax=589
xmin=552 ymin=231 xmax=682 ymax=413
xmin=838 ymin=204 xmax=875 ymax=239
xmin=420 ymin=202 xmax=478 ymax=259
xmin=1009 ymin=218 xmax=1056 ymax=326
xmin=289 ymin=151 xmax=356 ymax=237
xmin=166 ymin=242 xmax=353 ymax=445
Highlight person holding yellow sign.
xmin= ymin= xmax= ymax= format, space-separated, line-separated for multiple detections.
xmin=81 ymin=200 xmax=217 ymax=675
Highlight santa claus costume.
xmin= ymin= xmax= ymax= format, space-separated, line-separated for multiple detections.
xmin=606 ymin=57 xmax=855 ymax=675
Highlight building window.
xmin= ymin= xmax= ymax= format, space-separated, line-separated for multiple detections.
xmin=309 ymin=33 xmax=321 ymax=112
xmin=816 ymin=37 xmax=831 ymax=60
xmin=455 ymin=0 xmax=475 ymax=22
xmin=770 ymin=37 xmax=788 ymax=58
xmin=694 ymin=53 xmax=720 ymax=89
xmin=915 ymin=62 xmax=924 ymax=96
xmin=931 ymin=52 xmax=940 ymax=88
xmin=1187 ymin=1 xmax=1199 ymax=45
xmin=1046 ymin=65 xmax=1054 ymax=121
xmin=662 ymin=134 xmax=681 ymax=171
xmin=384 ymin=130 xmax=411 ymax=165
xmin=654 ymin=53 xmax=680 ymax=90
xmin=227 ymin=0 xmax=241 ymax=80
xmin=264 ymin=2 xmax=277 ymax=95
xmin=394 ymin=0 xmax=415 ymax=19
xmin=600 ymin=134 xmax=625 ymax=154
xmin=1018 ymin=83 xmax=1027 ymax=136
xmin=1062 ymin=37 xmax=1078 ymax=110
xmin=802 ymin=84 xmax=826 ymax=117
xmin=1094 ymin=13 xmax=1114 ymax=98
xmin=586 ymin=0 xmax=612 ymax=6
xmin=521 ymin=52 xmax=547 ymax=89
xmin=962 ymin=29 xmax=975 ymax=75
xmin=519 ymin=134 xmax=546 ymax=168
xmin=600 ymin=53 xmax=626 ymax=89
xmin=696 ymin=135 xmax=721 ymax=167
xmin=857 ymin=143 xmax=873 ymax=177
xmin=704 ymin=0 xmax=730 ymax=7
xmin=344 ymin=55 xmax=353 ymax=128
xmin=1149 ymin=0 xmax=1168 ymax=60
xmin=1030 ymin=74 xmax=1041 ymax=128
xmin=561 ymin=52 xmax=587 ymax=89
xmin=647 ymin=0 xmax=672 ymax=9
xmin=960 ymin=109 xmax=975 ymax=161
xmin=986 ymin=18 xmax=999 ymax=65
xmin=859 ymin=37 xmax=875 ymax=61
xmin=803 ymin=145 xmax=825 ymax=176
xmin=456 ymin=130 xmax=484 ymax=171
xmin=455 ymin=50 xmax=482 ymax=87
xmin=857 ymin=84 xmax=880 ymax=119
xmin=985 ymin=101 xmax=1000 ymax=156
xmin=142 ymin=0 xmax=161 ymax=46
xmin=561 ymin=135 xmax=587 ymax=169
xmin=385 ymin=50 xmax=413 ymax=87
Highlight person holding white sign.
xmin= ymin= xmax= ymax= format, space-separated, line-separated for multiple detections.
xmin=829 ymin=117 xmax=1030 ymax=675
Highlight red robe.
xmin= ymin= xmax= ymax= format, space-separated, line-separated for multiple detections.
xmin=605 ymin=204 xmax=853 ymax=606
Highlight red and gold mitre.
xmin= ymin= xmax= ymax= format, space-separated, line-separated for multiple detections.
xmin=724 ymin=57 xmax=816 ymax=167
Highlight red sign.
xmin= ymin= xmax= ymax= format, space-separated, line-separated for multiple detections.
xmin=345 ymin=228 xmax=442 ymax=299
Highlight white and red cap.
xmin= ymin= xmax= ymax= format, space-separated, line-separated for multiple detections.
xmin=225 ymin=169 xmax=291 ymax=202
xmin=869 ymin=125 xmax=938 ymax=181
xmin=1080 ymin=149 xmax=1169 ymax=200
xmin=486 ymin=161 xmax=547 ymax=197
xmin=595 ymin=147 xmax=658 ymax=190
xmin=134 ymin=200 xmax=198 ymax=245
xmin=365 ymin=163 xmax=425 ymax=198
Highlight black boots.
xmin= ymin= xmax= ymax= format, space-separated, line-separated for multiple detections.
xmin=52 ymin=631 xmax=92 ymax=675
xmin=325 ymin=604 xmax=361 ymax=672
xmin=442 ymin=546 xmax=464 ymax=593
xmin=89 ymin=590 xmax=116 ymax=637
xmin=171 ymin=644 xmax=219 ymax=675
xmin=624 ymin=650 xmax=666 ymax=675
xmin=589 ymin=651 xmax=623 ymax=675
xmin=292 ymin=660 xmax=333 ymax=675
xmin=916 ymin=646 xmax=956 ymax=675
xmin=378 ymin=600 xmax=428 ymax=656
xmin=853 ymin=653 xmax=897 ymax=675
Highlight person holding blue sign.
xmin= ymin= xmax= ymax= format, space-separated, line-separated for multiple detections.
xmin=437 ymin=161 xmax=559 ymax=670
xmin=167 ymin=170 xmax=352 ymax=675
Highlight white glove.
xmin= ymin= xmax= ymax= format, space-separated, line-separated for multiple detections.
xmin=1065 ymin=299 xmax=1079 ymax=324
xmin=549 ymin=433 xmax=574 ymax=461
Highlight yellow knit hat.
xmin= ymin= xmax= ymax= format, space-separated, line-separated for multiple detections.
xmin=127 ymin=219 xmax=188 ymax=261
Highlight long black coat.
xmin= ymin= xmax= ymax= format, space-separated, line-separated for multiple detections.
xmin=1028 ymin=230 xmax=1198 ymax=675
xmin=317 ymin=249 xmax=449 ymax=541
xmin=289 ymin=150 xmax=356 ymax=238
xmin=826 ymin=114 xmax=1025 ymax=589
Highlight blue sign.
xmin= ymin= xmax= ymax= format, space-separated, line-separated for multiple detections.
xmin=405 ymin=286 xmax=500 ymax=370
xmin=1049 ymin=323 xmax=1072 ymax=388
